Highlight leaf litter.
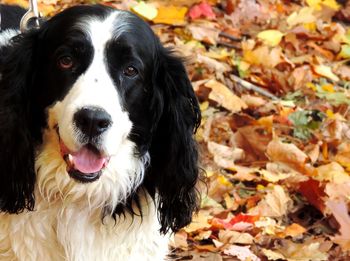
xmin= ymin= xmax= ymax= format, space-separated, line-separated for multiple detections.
xmin=5 ymin=0 xmax=350 ymax=259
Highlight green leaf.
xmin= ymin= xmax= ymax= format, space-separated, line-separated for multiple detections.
xmin=315 ymin=84 xmax=350 ymax=105
xmin=289 ymin=110 xmax=310 ymax=126
xmin=288 ymin=110 xmax=325 ymax=140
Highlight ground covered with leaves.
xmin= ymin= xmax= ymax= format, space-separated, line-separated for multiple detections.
xmin=5 ymin=0 xmax=350 ymax=260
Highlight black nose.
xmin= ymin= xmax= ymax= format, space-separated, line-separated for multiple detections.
xmin=74 ymin=107 xmax=112 ymax=138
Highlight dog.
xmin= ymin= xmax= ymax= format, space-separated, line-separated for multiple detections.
xmin=0 ymin=4 xmax=200 ymax=261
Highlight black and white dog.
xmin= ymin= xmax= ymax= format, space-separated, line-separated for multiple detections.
xmin=0 ymin=4 xmax=200 ymax=260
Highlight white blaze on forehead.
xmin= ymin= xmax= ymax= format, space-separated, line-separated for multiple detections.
xmin=52 ymin=11 xmax=133 ymax=155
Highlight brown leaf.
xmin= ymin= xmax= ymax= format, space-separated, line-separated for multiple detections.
xmin=204 ymin=80 xmax=247 ymax=113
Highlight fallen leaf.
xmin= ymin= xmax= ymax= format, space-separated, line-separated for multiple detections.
xmin=299 ymin=179 xmax=326 ymax=212
xmin=266 ymin=136 xmax=309 ymax=172
xmin=313 ymin=65 xmax=340 ymax=82
xmin=249 ymin=185 xmax=292 ymax=217
xmin=326 ymin=199 xmax=350 ymax=251
xmin=218 ymin=230 xmax=254 ymax=245
xmin=257 ymin=30 xmax=284 ymax=47
xmin=315 ymin=162 xmax=350 ymax=183
xmin=261 ymin=248 xmax=286 ymax=260
xmin=207 ymin=141 xmax=244 ymax=168
xmin=223 ymin=245 xmax=260 ymax=261
xmin=306 ymin=0 xmax=340 ymax=11
xmin=287 ymin=7 xmax=317 ymax=28
xmin=153 ymin=6 xmax=188 ymax=25
xmin=184 ymin=210 xmax=212 ymax=233
xmin=188 ymin=1 xmax=216 ymax=20
xmin=279 ymin=223 xmax=307 ymax=238
xmin=205 ymin=79 xmax=247 ymax=113
xmin=131 ymin=1 xmax=158 ymax=21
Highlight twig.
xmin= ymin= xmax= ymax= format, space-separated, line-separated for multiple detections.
xmin=219 ymin=32 xmax=242 ymax=42
xmin=230 ymin=74 xmax=280 ymax=100
xmin=217 ymin=41 xmax=241 ymax=49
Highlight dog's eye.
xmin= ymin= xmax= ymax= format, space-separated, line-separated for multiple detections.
xmin=123 ymin=66 xmax=138 ymax=77
xmin=58 ymin=56 xmax=74 ymax=70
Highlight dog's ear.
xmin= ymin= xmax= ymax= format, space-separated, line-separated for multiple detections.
xmin=148 ymin=47 xmax=201 ymax=234
xmin=0 ymin=32 xmax=38 ymax=213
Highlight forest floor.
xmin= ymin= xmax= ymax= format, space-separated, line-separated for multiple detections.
xmin=5 ymin=0 xmax=350 ymax=260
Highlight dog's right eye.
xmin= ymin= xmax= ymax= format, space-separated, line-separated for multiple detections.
xmin=58 ymin=56 xmax=74 ymax=70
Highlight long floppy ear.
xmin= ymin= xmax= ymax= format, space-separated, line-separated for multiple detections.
xmin=149 ymin=47 xmax=201 ymax=234
xmin=0 ymin=33 xmax=37 ymax=213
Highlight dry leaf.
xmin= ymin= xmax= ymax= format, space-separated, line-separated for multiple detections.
xmin=153 ymin=6 xmax=188 ymax=25
xmin=287 ymin=7 xmax=317 ymax=27
xmin=188 ymin=23 xmax=220 ymax=45
xmin=131 ymin=1 xmax=158 ymax=21
xmin=249 ymin=185 xmax=292 ymax=217
xmin=184 ymin=210 xmax=212 ymax=233
xmin=205 ymin=79 xmax=247 ymax=113
xmin=188 ymin=2 xmax=216 ymax=20
xmin=315 ymin=162 xmax=350 ymax=183
xmin=266 ymin=137 xmax=309 ymax=171
xmin=223 ymin=245 xmax=260 ymax=261
xmin=207 ymin=141 xmax=244 ymax=168
xmin=313 ymin=65 xmax=340 ymax=82
xmin=218 ymin=230 xmax=254 ymax=245
xmin=257 ymin=30 xmax=284 ymax=47
xmin=326 ymin=199 xmax=350 ymax=251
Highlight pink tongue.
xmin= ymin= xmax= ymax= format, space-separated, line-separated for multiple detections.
xmin=72 ymin=147 xmax=105 ymax=174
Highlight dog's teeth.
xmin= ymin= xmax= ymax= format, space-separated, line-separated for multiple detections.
xmin=68 ymin=154 xmax=73 ymax=163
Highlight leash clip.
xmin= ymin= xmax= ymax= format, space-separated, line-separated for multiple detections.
xmin=20 ymin=0 xmax=40 ymax=32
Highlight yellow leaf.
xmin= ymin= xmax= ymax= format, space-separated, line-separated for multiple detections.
xmin=326 ymin=109 xmax=335 ymax=119
xmin=152 ymin=6 xmax=188 ymax=25
xmin=321 ymin=84 xmax=335 ymax=92
xmin=131 ymin=1 xmax=158 ymax=21
xmin=313 ymin=65 xmax=340 ymax=82
xmin=257 ymin=30 xmax=284 ymax=47
xmin=306 ymin=82 xmax=317 ymax=91
xmin=306 ymin=0 xmax=340 ymax=10
xmin=199 ymin=101 xmax=209 ymax=112
xmin=316 ymin=162 xmax=350 ymax=183
xmin=287 ymin=7 xmax=316 ymax=28
xmin=303 ymin=22 xmax=317 ymax=31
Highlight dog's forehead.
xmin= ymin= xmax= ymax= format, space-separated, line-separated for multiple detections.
xmin=41 ymin=6 xmax=156 ymax=54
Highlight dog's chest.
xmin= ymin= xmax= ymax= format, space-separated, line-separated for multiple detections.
xmin=0 ymin=197 xmax=168 ymax=261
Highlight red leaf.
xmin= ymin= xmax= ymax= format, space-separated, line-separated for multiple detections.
xmin=210 ymin=214 xmax=259 ymax=230
xmin=299 ymin=179 xmax=326 ymax=212
xmin=188 ymin=2 xmax=216 ymax=20
xmin=228 ymin=213 xmax=260 ymax=226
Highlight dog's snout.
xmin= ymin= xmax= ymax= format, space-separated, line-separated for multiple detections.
xmin=74 ymin=107 xmax=112 ymax=137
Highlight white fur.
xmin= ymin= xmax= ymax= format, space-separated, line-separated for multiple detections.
xmin=0 ymin=29 xmax=18 ymax=46
xmin=0 ymin=12 xmax=169 ymax=261
xmin=57 ymin=11 xmax=133 ymax=156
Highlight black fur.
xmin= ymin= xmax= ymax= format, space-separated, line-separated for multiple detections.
xmin=0 ymin=4 xmax=201 ymax=233
xmin=0 ymin=4 xmax=26 ymax=30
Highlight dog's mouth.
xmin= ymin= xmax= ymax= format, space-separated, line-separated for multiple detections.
xmin=60 ymin=140 xmax=109 ymax=183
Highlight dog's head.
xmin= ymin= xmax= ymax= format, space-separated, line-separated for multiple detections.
xmin=0 ymin=5 xmax=200 ymax=233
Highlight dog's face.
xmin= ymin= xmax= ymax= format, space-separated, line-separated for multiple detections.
xmin=0 ymin=5 xmax=200 ymax=233
xmin=37 ymin=8 xmax=157 ymax=184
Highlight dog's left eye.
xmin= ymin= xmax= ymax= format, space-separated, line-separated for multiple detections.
xmin=58 ymin=56 xmax=74 ymax=70
xmin=123 ymin=66 xmax=138 ymax=77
